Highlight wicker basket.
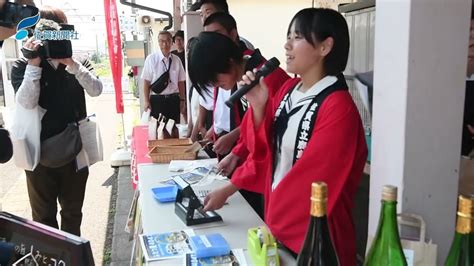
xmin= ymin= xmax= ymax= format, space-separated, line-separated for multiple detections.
xmin=149 ymin=151 xmax=197 ymax=163
xmin=148 ymin=138 xmax=193 ymax=151
xmin=149 ymin=145 xmax=193 ymax=154
xmin=147 ymin=140 xmax=198 ymax=163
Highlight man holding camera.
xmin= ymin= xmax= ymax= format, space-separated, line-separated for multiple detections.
xmin=10 ymin=6 xmax=103 ymax=237
xmin=142 ymin=30 xmax=186 ymax=122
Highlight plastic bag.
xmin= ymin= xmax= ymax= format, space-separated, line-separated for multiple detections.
xmin=140 ymin=109 xmax=151 ymax=125
xmin=78 ymin=115 xmax=103 ymax=167
xmin=9 ymin=104 xmax=46 ymax=171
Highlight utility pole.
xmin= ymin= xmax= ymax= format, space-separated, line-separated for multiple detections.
xmin=95 ymin=33 xmax=99 ymax=62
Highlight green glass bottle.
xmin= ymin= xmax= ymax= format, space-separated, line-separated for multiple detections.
xmin=365 ymin=185 xmax=407 ymax=266
xmin=445 ymin=195 xmax=473 ymax=266
xmin=296 ymin=182 xmax=339 ymax=266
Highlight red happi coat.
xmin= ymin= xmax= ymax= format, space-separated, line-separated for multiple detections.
xmin=232 ymin=78 xmax=367 ymax=266
xmin=230 ymin=55 xmax=290 ymax=160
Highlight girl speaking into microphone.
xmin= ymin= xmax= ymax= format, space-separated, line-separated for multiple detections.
xmin=202 ymin=8 xmax=367 ymax=265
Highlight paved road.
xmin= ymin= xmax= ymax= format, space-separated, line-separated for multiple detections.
xmin=0 ymin=160 xmax=23 ymax=200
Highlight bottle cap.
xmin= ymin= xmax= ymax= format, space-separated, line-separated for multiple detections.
xmin=311 ymin=182 xmax=327 ymax=201
xmin=456 ymin=195 xmax=474 ymax=234
xmin=457 ymin=195 xmax=473 ymax=218
xmin=310 ymin=182 xmax=327 ymax=217
xmin=382 ymin=185 xmax=398 ymax=202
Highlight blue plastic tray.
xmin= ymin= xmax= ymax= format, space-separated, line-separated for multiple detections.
xmin=189 ymin=233 xmax=230 ymax=258
xmin=151 ymin=185 xmax=178 ymax=203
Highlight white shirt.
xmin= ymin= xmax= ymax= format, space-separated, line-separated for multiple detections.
xmin=239 ymin=36 xmax=254 ymax=50
xmin=213 ymin=88 xmax=231 ymax=135
xmin=198 ymin=85 xmax=214 ymax=111
xmin=141 ymin=51 xmax=186 ymax=95
xmin=190 ymin=88 xmax=200 ymax=125
xmin=272 ymin=76 xmax=337 ymax=190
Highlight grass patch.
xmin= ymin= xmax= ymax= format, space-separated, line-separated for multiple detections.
xmin=102 ymin=168 xmax=118 ymax=266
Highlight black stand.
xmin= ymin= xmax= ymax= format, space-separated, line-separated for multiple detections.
xmin=174 ymin=186 xmax=222 ymax=226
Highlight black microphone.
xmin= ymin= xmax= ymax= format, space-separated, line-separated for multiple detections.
xmin=225 ymin=57 xmax=280 ymax=108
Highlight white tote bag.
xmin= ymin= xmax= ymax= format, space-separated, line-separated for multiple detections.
xmin=398 ymin=213 xmax=437 ymax=266
xmin=78 ymin=115 xmax=103 ymax=166
xmin=140 ymin=109 xmax=151 ymax=125
xmin=9 ymin=104 xmax=46 ymax=171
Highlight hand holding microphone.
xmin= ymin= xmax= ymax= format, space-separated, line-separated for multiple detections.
xmin=239 ymin=70 xmax=269 ymax=112
xmin=225 ymin=57 xmax=280 ymax=108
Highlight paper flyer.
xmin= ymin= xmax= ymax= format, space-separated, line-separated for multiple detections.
xmin=160 ymin=166 xmax=221 ymax=187
xmin=184 ymin=249 xmax=247 ymax=266
xmin=139 ymin=229 xmax=195 ymax=261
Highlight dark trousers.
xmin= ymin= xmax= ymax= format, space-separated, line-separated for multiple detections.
xmin=150 ymin=93 xmax=180 ymax=122
xmin=25 ymin=161 xmax=89 ymax=236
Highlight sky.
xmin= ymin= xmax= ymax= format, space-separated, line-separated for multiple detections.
xmin=34 ymin=0 xmax=174 ymax=54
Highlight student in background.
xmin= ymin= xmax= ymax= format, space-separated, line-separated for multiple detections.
xmin=188 ymin=31 xmax=289 ymax=217
xmin=192 ymin=0 xmax=254 ymax=50
xmin=198 ymin=12 xmax=256 ymax=157
xmin=189 ymin=0 xmax=254 ymax=143
xmin=201 ymin=12 xmax=292 ymax=179
xmin=186 ymin=37 xmax=213 ymax=139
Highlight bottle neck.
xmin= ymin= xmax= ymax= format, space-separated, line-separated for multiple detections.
xmin=455 ymin=213 xmax=473 ymax=234
xmin=376 ymin=200 xmax=401 ymax=240
xmin=446 ymin=230 xmax=473 ymax=264
xmin=310 ymin=198 xmax=327 ymax=218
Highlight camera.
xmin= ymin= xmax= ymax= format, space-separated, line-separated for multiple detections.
xmin=22 ymin=23 xmax=74 ymax=59
xmin=0 ymin=1 xmax=38 ymax=28
xmin=38 ymin=24 xmax=74 ymax=59
xmin=39 ymin=39 xmax=73 ymax=59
